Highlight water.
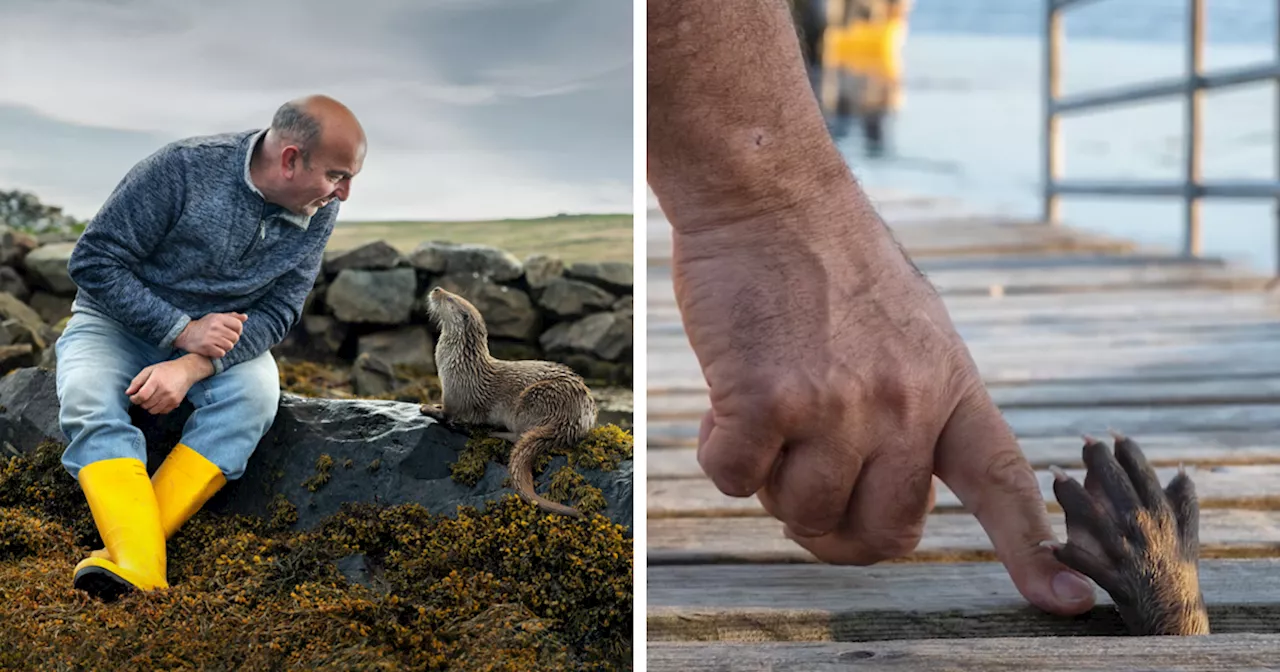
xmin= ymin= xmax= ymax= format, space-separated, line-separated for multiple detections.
xmin=0 ymin=0 xmax=633 ymax=222
xmin=834 ymin=0 xmax=1280 ymax=274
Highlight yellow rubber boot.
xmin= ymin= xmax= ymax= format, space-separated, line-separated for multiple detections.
xmin=73 ymin=457 xmax=169 ymax=601
xmin=90 ymin=443 xmax=226 ymax=561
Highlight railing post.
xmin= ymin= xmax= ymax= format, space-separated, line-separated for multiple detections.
xmin=1185 ymin=0 xmax=1204 ymax=257
xmin=1043 ymin=0 xmax=1062 ymax=225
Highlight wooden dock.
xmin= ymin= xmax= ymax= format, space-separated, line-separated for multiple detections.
xmin=644 ymin=190 xmax=1280 ymax=669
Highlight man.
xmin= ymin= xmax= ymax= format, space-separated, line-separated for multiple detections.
xmin=647 ymin=0 xmax=1098 ymax=618
xmin=55 ymin=95 xmax=367 ymax=601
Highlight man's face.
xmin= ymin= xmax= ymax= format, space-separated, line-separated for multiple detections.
xmin=281 ymin=140 xmax=366 ymax=216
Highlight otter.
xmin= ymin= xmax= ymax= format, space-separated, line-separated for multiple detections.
xmin=1046 ymin=431 xmax=1209 ymax=636
xmin=419 ymin=286 xmax=598 ymax=518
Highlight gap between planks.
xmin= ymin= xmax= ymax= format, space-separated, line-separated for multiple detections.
xmin=645 ymin=635 xmax=1280 ymax=670
xmin=647 ymin=560 xmax=1280 ymax=643
xmin=646 ymin=431 xmax=1280 ymax=478
xmin=647 ymin=465 xmax=1280 ymax=518
xmin=645 ymin=375 xmax=1280 ymax=413
xmin=645 ymin=404 xmax=1280 ymax=446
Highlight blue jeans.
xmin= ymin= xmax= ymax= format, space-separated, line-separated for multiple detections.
xmin=54 ymin=311 xmax=280 ymax=481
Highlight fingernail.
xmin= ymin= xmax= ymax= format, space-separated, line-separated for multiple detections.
xmin=1052 ymin=571 xmax=1094 ymax=604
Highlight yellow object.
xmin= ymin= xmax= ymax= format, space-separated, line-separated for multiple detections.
xmin=73 ymin=457 xmax=169 ymax=599
xmin=89 ymin=443 xmax=227 ymax=561
xmin=823 ymin=15 xmax=907 ymax=82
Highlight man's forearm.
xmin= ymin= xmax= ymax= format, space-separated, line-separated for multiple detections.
xmin=647 ymin=0 xmax=860 ymax=231
xmin=212 ymin=247 xmax=321 ymax=373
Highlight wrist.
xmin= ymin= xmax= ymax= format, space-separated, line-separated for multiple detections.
xmin=654 ymin=151 xmax=859 ymax=236
xmin=179 ymin=353 xmax=214 ymax=381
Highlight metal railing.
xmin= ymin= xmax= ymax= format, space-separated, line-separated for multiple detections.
xmin=1042 ymin=0 xmax=1280 ymax=274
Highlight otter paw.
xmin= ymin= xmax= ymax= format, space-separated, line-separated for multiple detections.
xmin=419 ymin=403 xmax=446 ymax=420
xmin=1047 ymin=432 xmax=1209 ymax=636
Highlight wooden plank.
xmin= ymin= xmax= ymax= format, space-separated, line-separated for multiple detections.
xmin=647 ymin=289 xmax=1280 ymax=324
xmin=648 ymin=311 xmax=1280 ymax=345
xmin=646 ymin=404 xmax=1280 ymax=448
xmin=645 ymin=343 xmax=1280 ymax=388
xmin=646 ymin=509 xmax=1280 ymax=565
xmin=647 ymin=431 xmax=1280 ymax=479
xmin=647 ymin=318 xmax=1280 ymax=350
xmin=646 ymin=635 xmax=1280 ymax=670
xmin=647 ymin=465 xmax=1280 ymax=519
xmin=646 ymin=305 xmax=1280 ymax=336
xmin=646 ymin=333 xmax=1280 ymax=365
xmin=647 ymin=560 xmax=1280 ymax=642
xmin=646 ymin=376 xmax=1280 ymax=415
xmin=647 ymin=219 xmax=1142 ymax=261
xmin=647 ymin=258 xmax=1269 ymax=297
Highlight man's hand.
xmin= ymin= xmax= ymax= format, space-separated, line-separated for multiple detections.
xmin=649 ymin=0 xmax=1097 ymax=619
xmin=174 ymin=312 xmax=248 ymax=358
xmin=126 ymin=354 xmax=214 ymax=415
xmin=671 ymin=202 xmax=1096 ymax=618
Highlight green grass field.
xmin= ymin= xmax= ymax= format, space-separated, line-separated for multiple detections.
xmin=326 ymin=213 xmax=634 ymax=265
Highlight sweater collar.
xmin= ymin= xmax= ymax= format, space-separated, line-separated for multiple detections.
xmin=242 ymin=129 xmax=312 ymax=231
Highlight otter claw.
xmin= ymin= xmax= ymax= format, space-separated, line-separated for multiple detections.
xmin=1049 ymin=432 xmax=1208 ymax=636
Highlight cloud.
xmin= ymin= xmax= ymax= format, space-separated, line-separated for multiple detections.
xmin=0 ymin=0 xmax=633 ymax=218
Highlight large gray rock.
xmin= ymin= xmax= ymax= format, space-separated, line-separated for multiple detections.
xmin=0 ymin=367 xmax=632 ymax=533
xmin=523 ymin=254 xmax=564 ymax=289
xmin=356 ymin=326 xmax=435 ymax=374
xmin=0 ymin=267 xmax=29 ymax=302
xmin=0 ymin=227 xmax=37 ymax=269
xmin=428 ymin=274 xmax=540 ymax=341
xmin=324 ymin=240 xmax=405 ymax=274
xmin=540 ymin=311 xmax=632 ymax=362
xmin=566 ymin=261 xmax=632 ymax=294
xmin=537 ymin=277 xmax=617 ymax=318
xmin=22 ymin=242 xmax=78 ymax=295
xmin=408 ymin=241 xmax=523 ymax=282
xmin=28 ymin=291 xmax=73 ymax=325
xmin=0 ymin=293 xmax=46 ymax=348
xmin=324 ymin=268 xmax=417 ymax=324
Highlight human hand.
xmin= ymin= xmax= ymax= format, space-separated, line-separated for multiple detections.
xmin=174 ymin=312 xmax=248 ymax=358
xmin=667 ymin=193 xmax=1096 ymax=618
xmin=126 ymin=356 xmax=212 ymax=415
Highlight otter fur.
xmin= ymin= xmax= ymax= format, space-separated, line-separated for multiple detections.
xmin=420 ymin=286 xmax=598 ymax=518
xmin=1047 ymin=432 xmax=1209 ymax=636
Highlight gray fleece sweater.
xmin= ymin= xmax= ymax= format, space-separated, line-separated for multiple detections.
xmin=68 ymin=129 xmax=338 ymax=374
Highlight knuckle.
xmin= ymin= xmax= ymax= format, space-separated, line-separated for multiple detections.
xmin=700 ymin=451 xmax=764 ymax=497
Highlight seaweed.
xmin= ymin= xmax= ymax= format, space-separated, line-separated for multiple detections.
xmin=0 ymin=442 xmax=632 ymax=671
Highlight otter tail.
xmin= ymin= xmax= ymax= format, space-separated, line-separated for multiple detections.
xmin=508 ymin=425 xmax=584 ymax=518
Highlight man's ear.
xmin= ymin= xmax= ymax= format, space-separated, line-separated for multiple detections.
xmin=280 ymin=146 xmax=300 ymax=175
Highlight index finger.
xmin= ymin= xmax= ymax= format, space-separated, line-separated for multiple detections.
xmin=933 ymin=381 xmax=1096 ymax=617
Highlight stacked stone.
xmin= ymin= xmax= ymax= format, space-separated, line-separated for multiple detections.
xmin=289 ymin=240 xmax=634 ymax=395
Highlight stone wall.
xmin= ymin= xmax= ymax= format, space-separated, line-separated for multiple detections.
xmin=286 ymin=239 xmax=634 ymax=392
xmin=0 ymin=191 xmax=634 ymax=390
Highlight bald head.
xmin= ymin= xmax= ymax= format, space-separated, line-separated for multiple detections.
xmin=253 ymin=94 xmax=367 ymax=216
xmin=271 ymin=95 xmax=366 ymax=168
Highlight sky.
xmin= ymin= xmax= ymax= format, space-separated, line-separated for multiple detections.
xmin=0 ymin=0 xmax=633 ymax=221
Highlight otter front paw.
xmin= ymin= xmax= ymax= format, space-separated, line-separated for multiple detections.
xmin=1047 ymin=432 xmax=1208 ymax=636
xmin=420 ymin=404 xmax=467 ymax=433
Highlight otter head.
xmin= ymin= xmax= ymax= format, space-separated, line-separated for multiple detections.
xmin=426 ymin=286 xmax=487 ymax=337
